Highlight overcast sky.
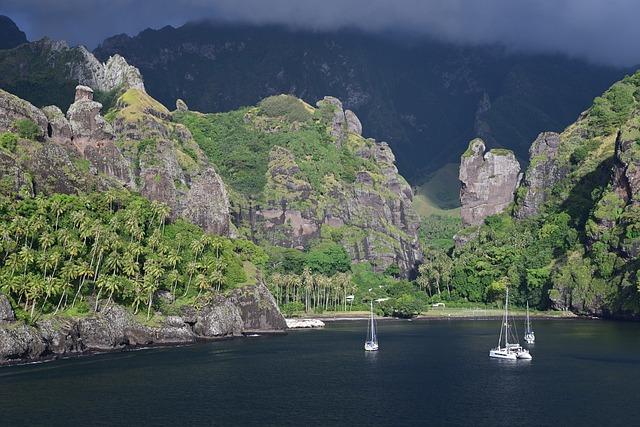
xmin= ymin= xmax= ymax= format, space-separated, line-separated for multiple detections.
xmin=1 ymin=0 xmax=639 ymax=66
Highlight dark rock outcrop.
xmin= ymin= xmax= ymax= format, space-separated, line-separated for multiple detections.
xmin=515 ymin=132 xmax=565 ymax=218
xmin=0 ymin=15 xmax=27 ymax=50
xmin=0 ymin=283 xmax=286 ymax=365
xmin=459 ymin=138 xmax=521 ymax=226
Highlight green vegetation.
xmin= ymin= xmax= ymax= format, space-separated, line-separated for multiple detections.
xmin=0 ymin=190 xmax=266 ymax=321
xmin=13 ymin=119 xmax=40 ymax=140
xmin=175 ymin=105 xmax=377 ymax=199
xmin=413 ymin=163 xmax=461 ymax=217
xmin=258 ymin=95 xmax=312 ymax=122
xmin=415 ymin=71 xmax=640 ymax=317
xmin=0 ymin=132 xmax=18 ymax=152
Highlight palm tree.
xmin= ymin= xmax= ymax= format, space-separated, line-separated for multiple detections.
xmin=210 ymin=237 xmax=223 ymax=259
xmin=209 ymin=269 xmax=225 ymax=293
xmin=196 ymin=273 xmax=209 ymax=297
xmin=183 ymin=261 xmax=199 ymax=297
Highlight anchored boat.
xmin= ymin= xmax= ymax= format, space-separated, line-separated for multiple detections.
xmin=364 ymin=300 xmax=379 ymax=351
xmin=489 ymin=288 xmax=532 ymax=360
xmin=524 ymin=301 xmax=535 ymax=344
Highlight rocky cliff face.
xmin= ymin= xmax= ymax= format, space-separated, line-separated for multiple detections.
xmin=0 ymin=35 xmax=144 ymax=111
xmin=178 ymin=95 xmax=422 ymax=276
xmin=0 ymin=84 xmax=231 ymax=234
xmin=459 ymin=138 xmax=521 ymax=226
xmin=0 ymin=283 xmax=286 ymax=365
xmin=515 ymin=132 xmax=566 ymax=218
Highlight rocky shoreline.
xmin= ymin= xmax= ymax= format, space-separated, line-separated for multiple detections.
xmin=0 ymin=282 xmax=287 ymax=366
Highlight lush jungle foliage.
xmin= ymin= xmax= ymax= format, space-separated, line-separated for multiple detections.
xmin=174 ymin=96 xmax=378 ymax=200
xmin=415 ymin=71 xmax=640 ymax=317
xmin=0 ymin=190 xmax=266 ymax=322
xmin=265 ymin=244 xmax=428 ymax=318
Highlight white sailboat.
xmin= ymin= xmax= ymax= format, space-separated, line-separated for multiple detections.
xmin=524 ymin=301 xmax=535 ymax=344
xmin=364 ymin=300 xmax=379 ymax=351
xmin=489 ymin=288 xmax=532 ymax=360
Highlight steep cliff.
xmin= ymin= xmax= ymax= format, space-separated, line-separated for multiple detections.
xmin=176 ymin=94 xmax=422 ymax=276
xmin=0 ymin=35 xmax=143 ymax=111
xmin=0 ymin=84 xmax=231 ymax=234
xmin=459 ymin=138 xmax=521 ymax=226
xmin=451 ymin=70 xmax=640 ymax=317
xmin=93 ymin=20 xmax=628 ymax=184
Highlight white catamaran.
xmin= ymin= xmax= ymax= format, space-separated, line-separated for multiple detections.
xmin=524 ymin=301 xmax=535 ymax=344
xmin=364 ymin=300 xmax=379 ymax=351
xmin=489 ymin=288 xmax=532 ymax=360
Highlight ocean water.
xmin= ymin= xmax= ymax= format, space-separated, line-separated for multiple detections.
xmin=0 ymin=319 xmax=638 ymax=426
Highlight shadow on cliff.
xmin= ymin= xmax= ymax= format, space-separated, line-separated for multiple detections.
xmin=560 ymin=156 xmax=614 ymax=232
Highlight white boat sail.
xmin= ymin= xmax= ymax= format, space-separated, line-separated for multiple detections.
xmin=524 ymin=301 xmax=535 ymax=344
xmin=364 ymin=300 xmax=379 ymax=351
xmin=489 ymin=288 xmax=532 ymax=360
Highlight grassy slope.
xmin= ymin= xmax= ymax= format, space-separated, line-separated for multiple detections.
xmin=413 ymin=163 xmax=461 ymax=218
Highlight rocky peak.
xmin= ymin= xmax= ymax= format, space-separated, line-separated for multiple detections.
xmin=459 ymin=138 xmax=521 ymax=226
xmin=67 ymin=85 xmax=115 ymax=141
xmin=0 ymin=15 xmax=27 ymax=50
xmin=316 ymin=96 xmax=363 ymax=147
xmin=75 ymin=85 xmax=94 ymax=102
xmin=515 ymin=132 xmax=565 ymax=218
xmin=176 ymin=99 xmax=189 ymax=112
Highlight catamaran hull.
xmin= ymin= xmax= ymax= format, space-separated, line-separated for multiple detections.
xmin=489 ymin=349 xmax=517 ymax=360
xmin=517 ymin=350 xmax=532 ymax=360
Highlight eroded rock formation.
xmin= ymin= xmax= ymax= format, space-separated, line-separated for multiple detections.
xmin=459 ymin=138 xmax=521 ymax=226
xmin=515 ymin=132 xmax=565 ymax=218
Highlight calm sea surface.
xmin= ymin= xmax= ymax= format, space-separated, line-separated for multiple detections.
xmin=1 ymin=319 xmax=639 ymax=426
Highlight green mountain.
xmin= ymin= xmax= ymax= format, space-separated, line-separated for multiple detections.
xmin=445 ymin=70 xmax=640 ymax=318
xmin=0 ymin=17 xmax=626 ymax=186
xmin=93 ymin=21 xmax=629 ymax=184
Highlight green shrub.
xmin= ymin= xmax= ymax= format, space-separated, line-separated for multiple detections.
xmin=281 ymin=301 xmax=305 ymax=317
xmin=259 ymin=95 xmax=311 ymax=122
xmin=0 ymin=132 xmax=18 ymax=151
xmin=13 ymin=119 xmax=40 ymax=140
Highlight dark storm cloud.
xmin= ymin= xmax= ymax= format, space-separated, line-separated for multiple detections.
xmin=1 ymin=0 xmax=639 ymax=66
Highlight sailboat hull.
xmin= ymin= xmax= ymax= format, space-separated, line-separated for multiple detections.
xmin=364 ymin=341 xmax=379 ymax=351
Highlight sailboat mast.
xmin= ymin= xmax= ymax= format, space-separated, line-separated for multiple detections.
xmin=504 ymin=288 xmax=509 ymax=347
xmin=370 ymin=300 xmax=375 ymax=341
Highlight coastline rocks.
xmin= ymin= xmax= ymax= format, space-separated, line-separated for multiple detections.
xmin=0 ymin=294 xmax=15 ymax=322
xmin=285 ymin=319 xmax=325 ymax=329
xmin=194 ymin=299 xmax=243 ymax=337
xmin=459 ymin=138 xmax=521 ymax=226
xmin=0 ymin=282 xmax=286 ymax=365
xmin=0 ymin=324 xmax=46 ymax=363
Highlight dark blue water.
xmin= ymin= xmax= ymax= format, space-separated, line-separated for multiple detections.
xmin=1 ymin=319 xmax=639 ymax=426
